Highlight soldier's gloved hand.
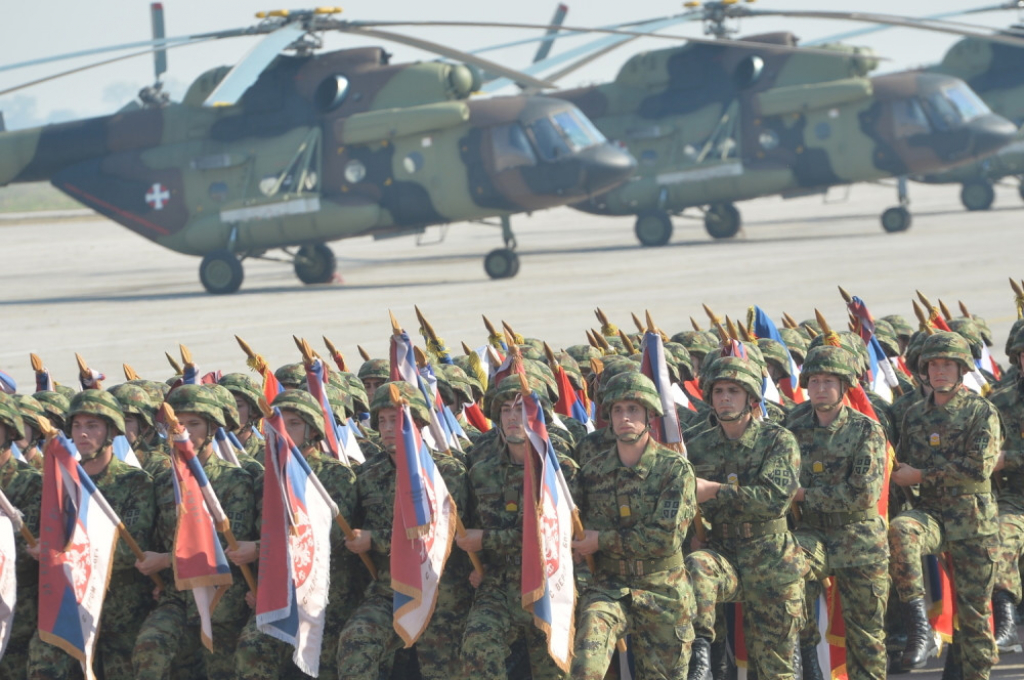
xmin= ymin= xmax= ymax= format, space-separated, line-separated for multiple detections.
xmin=345 ymin=529 xmax=372 ymax=554
xmin=226 ymin=541 xmax=258 ymax=566
xmin=456 ymin=529 xmax=483 ymax=553
xmin=572 ymin=530 xmax=599 ymax=557
xmin=892 ymin=463 xmax=922 ymax=487
xmin=136 ymin=551 xmax=171 ymax=576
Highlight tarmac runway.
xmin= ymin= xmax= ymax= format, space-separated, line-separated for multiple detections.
xmin=1 ymin=180 xmax=1024 ymax=678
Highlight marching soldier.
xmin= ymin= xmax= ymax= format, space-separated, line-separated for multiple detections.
xmin=571 ymin=372 xmax=697 ymax=679
xmin=889 ymin=332 xmax=1001 ymax=677
xmin=789 ymin=346 xmax=889 ymax=680
xmin=685 ymin=354 xmax=805 ymax=680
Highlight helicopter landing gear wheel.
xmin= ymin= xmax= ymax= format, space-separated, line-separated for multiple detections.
xmin=484 ymin=248 xmax=520 ymax=280
xmin=294 ymin=243 xmax=337 ymax=284
xmin=199 ymin=249 xmax=244 ymax=295
xmin=881 ymin=206 xmax=912 ymax=233
xmin=704 ymin=203 xmax=741 ymax=239
xmin=634 ymin=211 xmax=673 ymax=247
xmin=960 ymin=180 xmax=995 ymax=211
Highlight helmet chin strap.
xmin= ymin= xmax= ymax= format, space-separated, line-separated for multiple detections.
xmin=930 ymin=366 xmax=964 ymax=394
xmin=717 ymin=401 xmax=751 ymax=423
xmin=814 ymin=386 xmax=846 ymax=413
xmin=615 ymin=412 xmax=651 ymax=444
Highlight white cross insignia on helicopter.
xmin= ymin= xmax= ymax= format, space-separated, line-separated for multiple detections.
xmin=145 ymin=183 xmax=170 ymax=210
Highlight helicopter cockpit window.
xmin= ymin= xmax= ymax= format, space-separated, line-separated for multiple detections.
xmin=552 ymin=111 xmax=598 ymax=152
xmin=315 ymin=75 xmax=350 ymax=113
xmin=529 ymin=117 xmax=572 ymax=161
xmin=490 ymin=123 xmax=537 ymax=172
xmin=892 ymin=98 xmax=932 ymax=138
xmin=944 ymin=84 xmax=990 ymax=123
xmin=921 ymin=92 xmax=961 ymax=132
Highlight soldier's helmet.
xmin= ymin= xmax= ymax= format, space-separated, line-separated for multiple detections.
xmin=778 ymin=328 xmax=809 ymax=365
xmin=274 ymin=363 xmax=306 ymax=389
xmin=672 ymin=331 xmax=717 ymax=361
xmin=484 ymin=375 xmax=552 ymax=424
xmin=948 ymin=318 xmax=985 ymax=360
xmin=757 ymin=338 xmax=792 ymax=379
xmin=128 ymin=379 xmax=170 ymax=403
xmin=332 ymin=372 xmax=370 ymax=414
xmin=918 ymin=331 xmax=975 ymax=374
xmin=205 ymin=384 xmax=242 ymax=431
xmin=1006 ymin=319 xmax=1024 ymax=359
xmin=565 ymin=344 xmax=603 ymax=370
xmin=67 ymin=389 xmax=126 ymax=436
xmin=33 ymin=390 xmax=70 ymax=430
xmin=882 ymin=314 xmax=915 ymax=341
xmin=54 ymin=384 xmax=78 ymax=402
xmin=325 ymin=384 xmax=354 ymax=422
xmin=108 ymin=383 xmax=157 ymax=429
xmin=357 ymin=358 xmax=390 ymax=382
xmin=218 ymin=373 xmax=262 ymax=415
xmin=165 ymin=384 xmax=226 ymax=429
xmin=905 ymin=331 xmax=930 ymax=377
xmin=368 ymin=381 xmax=431 ymax=430
xmin=872 ymin=319 xmax=901 ymax=358
xmin=0 ymin=392 xmax=26 ymax=443
xmin=663 ymin=342 xmax=694 ymax=383
xmin=272 ymin=389 xmax=327 ymax=441
xmin=600 ymin=373 xmax=664 ymax=418
xmin=809 ymin=331 xmax=867 ymax=376
xmin=15 ymin=394 xmax=47 ymax=436
xmin=1005 ymin=325 xmax=1024 ymax=366
xmin=553 ymin=350 xmax=586 ymax=391
xmin=972 ymin=315 xmax=994 ymax=347
xmin=800 ymin=346 xmax=859 ymax=390
xmin=702 ymin=355 xmax=763 ymax=403
xmin=436 ymin=364 xmax=475 ymax=406
xmin=595 ymin=358 xmax=639 ymax=404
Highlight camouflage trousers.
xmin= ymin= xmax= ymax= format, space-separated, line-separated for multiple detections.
xmin=461 ymin=573 xmax=568 ymax=680
xmin=685 ymin=549 xmax=804 ymax=680
xmin=796 ymin=531 xmax=888 ymax=680
xmin=993 ymin=507 xmax=1024 ymax=602
xmin=131 ymin=597 xmax=243 ymax=680
xmin=418 ymin=570 xmax=473 ymax=680
xmin=570 ymin=572 xmax=695 ymax=680
xmin=889 ymin=509 xmax=997 ymax=680
xmin=0 ymin=585 xmax=37 ymax=680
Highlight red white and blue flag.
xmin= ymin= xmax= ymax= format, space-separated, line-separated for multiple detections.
xmin=847 ymin=296 xmax=901 ymax=404
xmin=38 ymin=433 xmax=121 ymax=680
xmin=78 ymin=369 xmax=104 ymax=391
xmin=552 ymin=361 xmax=594 ymax=433
xmin=639 ymin=331 xmax=683 ymax=446
xmin=0 ymin=486 xmax=22 ymax=659
xmin=257 ymin=409 xmax=339 ymax=676
xmin=752 ymin=306 xmax=804 ymax=403
xmin=112 ymin=436 xmax=142 ymax=469
xmin=978 ymin=344 xmax=1002 ymax=381
xmin=168 ymin=430 xmax=233 ymax=651
xmin=391 ymin=401 xmax=456 ymax=646
xmin=521 ymin=390 xmax=576 ymax=671
xmin=34 ymin=366 xmax=53 ymax=393
xmin=390 ymin=330 xmax=459 ymax=452
xmin=304 ymin=358 xmax=342 ymax=461
xmin=0 ymin=370 xmax=16 ymax=395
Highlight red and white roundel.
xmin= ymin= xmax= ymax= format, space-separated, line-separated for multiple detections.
xmin=145 ymin=183 xmax=170 ymax=210
xmin=65 ymin=525 xmax=93 ymax=602
xmin=289 ymin=508 xmax=315 ymax=588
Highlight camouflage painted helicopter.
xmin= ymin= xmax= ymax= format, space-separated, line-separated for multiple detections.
xmin=486 ymin=2 xmax=1024 ymax=243
xmin=803 ymin=1 xmax=1024 ymax=211
xmin=0 ymin=7 xmax=646 ymax=292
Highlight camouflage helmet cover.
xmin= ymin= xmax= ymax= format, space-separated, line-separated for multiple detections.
xmin=778 ymin=327 xmax=809 ymax=364
xmin=67 ymin=389 xmax=126 ymax=436
xmin=274 ymin=362 xmax=306 ymax=389
xmin=15 ymin=394 xmax=47 ymax=434
xmin=756 ymin=338 xmax=792 ymax=378
xmin=600 ymin=372 xmax=664 ymax=418
xmin=271 ymin=389 xmax=327 ymax=441
xmin=357 ymin=358 xmax=390 ymax=382
xmin=882 ymin=314 xmax=915 ymax=339
xmin=918 ymin=331 xmax=975 ymax=374
xmin=165 ymin=384 xmax=226 ymax=429
xmin=702 ymin=355 xmax=763 ymax=403
xmin=218 ymin=372 xmax=262 ymax=413
xmin=205 ymin=383 xmax=242 ymax=431
xmin=485 ymin=374 xmax=552 ymax=424
xmin=368 ymin=381 xmax=431 ymax=430
xmin=33 ymin=389 xmax=70 ymax=426
xmin=1007 ymin=324 xmax=1024 ymax=364
xmin=799 ymin=345 xmax=859 ymax=390
xmin=0 ymin=392 xmax=26 ymax=443
xmin=108 ymin=382 xmax=157 ymax=428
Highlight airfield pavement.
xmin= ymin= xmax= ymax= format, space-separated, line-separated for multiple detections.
xmin=2 ymin=180 xmax=1024 ymax=677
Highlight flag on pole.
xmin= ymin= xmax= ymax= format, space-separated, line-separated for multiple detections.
xmin=390 ymin=402 xmax=455 ymax=646
xmin=639 ymin=331 xmax=683 ymax=446
xmin=551 ymin=362 xmax=593 ymax=433
xmin=257 ymin=409 xmax=339 ymax=676
xmin=304 ymin=358 xmax=342 ymax=461
xmin=168 ymin=430 xmax=233 ymax=652
xmin=521 ymin=390 xmax=576 ymax=671
xmin=390 ymin=330 xmax=459 ymax=451
xmin=212 ymin=428 xmax=242 ymax=467
xmin=37 ymin=433 xmax=121 ymax=680
xmin=0 ymin=486 xmax=23 ymax=659
xmin=752 ymin=306 xmax=804 ymax=403
xmin=112 ymin=435 xmax=142 ymax=469
xmin=978 ymin=345 xmax=1002 ymax=381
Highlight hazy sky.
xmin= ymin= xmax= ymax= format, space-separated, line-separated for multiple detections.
xmin=1 ymin=1 xmax=1020 ymax=129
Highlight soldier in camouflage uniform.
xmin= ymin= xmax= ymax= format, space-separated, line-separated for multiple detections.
xmin=108 ymin=382 xmax=170 ymax=476
xmin=358 ymin=357 xmax=390 ymax=406
xmin=987 ymin=325 xmax=1024 ymax=654
xmin=335 ymin=380 xmax=469 ymax=680
xmin=789 ymin=346 xmax=890 ymax=680
xmin=218 ymin=372 xmax=265 ymax=460
xmin=889 ymin=332 xmax=1001 ymax=677
xmin=457 ymin=375 xmax=579 ymax=680
xmin=685 ymin=354 xmax=805 ymax=680
xmin=27 ymin=390 xmax=156 ymax=680
xmin=571 ymin=372 xmax=696 ymax=680
xmin=13 ymin=394 xmax=45 ymax=469
xmin=132 ymin=384 xmax=256 ymax=680
xmin=0 ymin=393 xmax=42 ymax=680
xmin=32 ymin=390 xmax=69 ymax=434
xmin=234 ymin=389 xmax=359 ymax=680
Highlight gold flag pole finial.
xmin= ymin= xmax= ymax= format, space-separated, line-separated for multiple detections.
xmin=389 ymin=310 xmax=403 ymax=336
xmin=618 ymin=329 xmax=637 ymax=355
xmin=912 ymin=300 xmax=935 ymax=335
xmin=690 ymin=316 xmax=702 ymax=332
xmin=938 ymin=299 xmax=953 ymax=321
xmin=958 ymin=301 xmax=971 ymax=318
xmin=357 ymin=345 xmax=372 ymax=362
xmin=838 ymin=285 xmax=853 ymax=304
xmin=123 ymin=364 xmax=140 ymax=381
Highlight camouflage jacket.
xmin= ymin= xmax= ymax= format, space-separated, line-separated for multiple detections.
xmin=687 ymin=419 xmax=806 ymax=588
xmin=0 ymin=454 xmax=42 ymax=588
xmin=789 ymin=405 xmax=889 ymax=568
xmin=989 ymin=379 xmax=1024 ymax=513
xmin=352 ymin=448 xmax=468 ymax=592
xmin=897 ymin=387 xmax=1001 ymax=541
xmin=466 ymin=437 xmax=578 ymax=579
xmin=890 ymin=385 xmax=928 ymax=449
xmin=578 ymin=437 xmax=694 ymax=597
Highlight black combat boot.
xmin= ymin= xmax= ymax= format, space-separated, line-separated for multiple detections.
xmin=940 ymin=641 xmax=962 ymax=680
xmin=800 ymin=644 xmax=824 ymax=680
xmin=994 ymin=589 xmax=1023 ymax=654
xmin=688 ymin=637 xmax=712 ymax=680
xmin=900 ymin=597 xmax=938 ymax=670
xmin=709 ymin=638 xmax=730 ymax=680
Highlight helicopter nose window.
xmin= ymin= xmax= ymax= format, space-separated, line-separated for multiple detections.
xmin=490 ymin=123 xmax=538 ymax=172
xmin=529 ymin=117 xmax=572 ymax=161
xmin=892 ymin=98 xmax=932 ymax=138
xmin=921 ymin=92 xmax=962 ymax=132
xmin=944 ymin=84 xmax=990 ymax=123
xmin=552 ymin=111 xmax=598 ymax=152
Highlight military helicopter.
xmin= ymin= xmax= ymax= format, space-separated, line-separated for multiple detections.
xmin=802 ymin=1 xmax=1024 ymax=212
xmin=0 ymin=7 xmax=646 ymax=292
xmin=486 ymin=2 xmax=1023 ymax=243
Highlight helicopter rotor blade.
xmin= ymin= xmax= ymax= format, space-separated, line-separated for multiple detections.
xmin=202 ymin=23 xmax=306 ymax=107
xmin=533 ymin=4 xmax=569 ymax=64
xmin=151 ymin=2 xmax=168 ymax=82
